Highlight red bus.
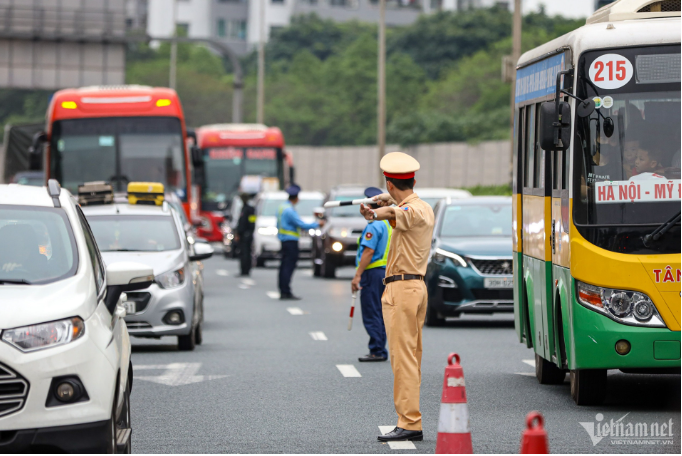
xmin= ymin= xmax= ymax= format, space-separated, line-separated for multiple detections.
xmin=32 ymin=85 xmax=199 ymax=218
xmin=195 ymin=123 xmax=291 ymax=241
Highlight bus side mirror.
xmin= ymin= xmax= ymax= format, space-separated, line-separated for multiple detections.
xmin=538 ymin=101 xmax=571 ymax=151
xmin=28 ymin=131 xmax=47 ymax=171
xmin=191 ymin=145 xmax=203 ymax=167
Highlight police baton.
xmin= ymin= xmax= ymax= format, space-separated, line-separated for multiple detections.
xmin=324 ymin=198 xmax=376 ymax=208
xmin=348 ymin=292 xmax=357 ymax=331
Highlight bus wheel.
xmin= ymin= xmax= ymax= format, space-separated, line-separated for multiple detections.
xmin=570 ymin=369 xmax=607 ymax=405
xmin=535 ymin=353 xmax=566 ymax=384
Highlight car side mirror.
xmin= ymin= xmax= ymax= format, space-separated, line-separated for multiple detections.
xmin=190 ymin=242 xmax=214 ymax=262
xmin=538 ymin=101 xmax=571 ymax=151
xmin=28 ymin=131 xmax=47 ymax=171
xmin=104 ymin=262 xmax=154 ymax=313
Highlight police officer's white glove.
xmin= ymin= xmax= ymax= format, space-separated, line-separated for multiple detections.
xmin=372 ymin=193 xmax=396 ymax=207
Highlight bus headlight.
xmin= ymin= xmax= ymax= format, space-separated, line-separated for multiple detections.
xmin=576 ymin=281 xmax=665 ymax=327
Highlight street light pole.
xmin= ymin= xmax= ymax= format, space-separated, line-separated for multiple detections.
xmin=257 ymin=0 xmax=266 ymax=124
xmin=509 ymin=0 xmax=521 ymax=129
xmin=169 ymin=0 xmax=178 ymax=90
xmin=377 ymin=0 xmax=386 ymax=185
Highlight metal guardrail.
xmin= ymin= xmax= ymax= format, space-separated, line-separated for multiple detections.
xmin=0 ymin=5 xmax=126 ymax=40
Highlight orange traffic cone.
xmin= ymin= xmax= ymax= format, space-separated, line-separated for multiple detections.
xmin=435 ymin=353 xmax=473 ymax=454
xmin=520 ymin=411 xmax=549 ymax=454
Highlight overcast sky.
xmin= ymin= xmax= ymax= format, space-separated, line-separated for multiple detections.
xmin=521 ymin=0 xmax=597 ymax=19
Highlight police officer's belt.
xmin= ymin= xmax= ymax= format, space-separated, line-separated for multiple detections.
xmin=382 ymin=274 xmax=424 ymax=285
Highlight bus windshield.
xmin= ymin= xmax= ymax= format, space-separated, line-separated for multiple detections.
xmin=202 ymin=147 xmax=281 ymax=207
xmin=574 ymin=46 xmax=680 ymax=230
xmin=50 ymin=117 xmax=186 ymax=195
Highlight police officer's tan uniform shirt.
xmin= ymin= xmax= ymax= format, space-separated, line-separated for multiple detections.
xmin=385 ymin=193 xmax=434 ymax=277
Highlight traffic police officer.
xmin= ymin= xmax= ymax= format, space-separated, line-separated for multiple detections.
xmin=235 ymin=193 xmax=256 ymax=277
xmin=277 ymin=184 xmax=323 ymax=300
xmin=359 ymin=152 xmax=434 ymax=443
xmin=352 ymin=186 xmax=391 ymax=363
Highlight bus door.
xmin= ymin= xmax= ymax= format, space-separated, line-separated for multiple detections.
xmin=520 ymin=102 xmax=555 ymax=361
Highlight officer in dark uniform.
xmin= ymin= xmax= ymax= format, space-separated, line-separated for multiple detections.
xmin=235 ymin=193 xmax=256 ymax=277
xmin=352 ymin=187 xmax=392 ymax=362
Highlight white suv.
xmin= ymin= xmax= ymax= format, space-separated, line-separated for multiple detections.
xmin=0 ymin=181 xmax=152 ymax=453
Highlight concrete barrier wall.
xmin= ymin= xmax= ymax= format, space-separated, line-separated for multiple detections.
xmin=287 ymin=140 xmax=511 ymax=192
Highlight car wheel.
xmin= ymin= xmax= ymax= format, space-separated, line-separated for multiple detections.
xmin=256 ymin=256 xmax=266 ymax=268
xmin=178 ymin=325 xmax=196 ymax=351
xmin=107 ymin=380 xmax=131 ymax=453
xmin=321 ymin=251 xmax=336 ymax=278
xmin=313 ymin=262 xmax=321 ymax=277
xmin=194 ymin=323 xmax=203 ymax=345
xmin=425 ymin=302 xmax=445 ymax=327
xmin=535 ymin=353 xmax=566 ymax=385
xmin=570 ymin=369 xmax=607 ymax=405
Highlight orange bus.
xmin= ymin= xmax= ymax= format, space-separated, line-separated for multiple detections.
xmin=31 ymin=85 xmax=199 ymax=218
xmin=195 ymin=124 xmax=291 ymax=241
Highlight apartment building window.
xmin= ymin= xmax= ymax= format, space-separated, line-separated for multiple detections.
xmin=229 ymin=20 xmax=247 ymax=40
xmin=271 ymin=0 xmax=284 ymax=4
xmin=217 ymin=19 xmax=226 ymax=37
xmin=177 ymin=23 xmax=189 ymax=36
xmin=330 ymin=0 xmax=348 ymax=5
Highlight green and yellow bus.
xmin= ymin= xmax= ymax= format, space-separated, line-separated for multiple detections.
xmin=512 ymin=0 xmax=680 ymax=405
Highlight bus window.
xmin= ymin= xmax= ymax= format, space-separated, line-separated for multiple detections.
xmin=533 ymin=105 xmax=544 ymax=189
xmin=523 ymin=105 xmax=535 ymax=189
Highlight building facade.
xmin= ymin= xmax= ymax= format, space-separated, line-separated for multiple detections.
xmin=143 ymin=0 xmax=507 ymax=56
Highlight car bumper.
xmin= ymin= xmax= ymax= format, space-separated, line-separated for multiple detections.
xmin=0 ymin=314 xmax=117 ymax=432
xmin=428 ymin=261 xmax=513 ymax=315
xmin=0 ymin=419 xmax=110 ymax=453
xmin=124 ymin=281 xmax=194 ymax=337
xmin=257 ymin=236 xmax=313 ymax=259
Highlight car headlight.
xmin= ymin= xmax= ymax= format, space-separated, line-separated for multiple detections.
xmin=258 ymin=226 xmax=279 ymax=236
xmin=329 ymin=227 xmax=351 ymax=238
xmin=576 ymin=281 xmax=665 ymax=327
xmin=156 ymin=267 xmax=185 ymax=289
xmin=309 ymin=228 xmax=322 ymax=236
xmin=2 ymin=317 xmax=85 ymax=352
xmin=434 ymin=248 xmax=468 ymax=268
xmin=332 ymin=241 xmax=343 ymax=252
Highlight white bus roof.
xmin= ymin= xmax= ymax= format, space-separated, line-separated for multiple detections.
xmin=518 ymin=15 xmax=679 ymax=69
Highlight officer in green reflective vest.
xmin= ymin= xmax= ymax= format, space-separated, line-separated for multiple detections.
xmin=351 ymin=187 xmax=392 ymax=362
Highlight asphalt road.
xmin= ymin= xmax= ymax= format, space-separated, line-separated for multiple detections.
xmin=129 ymin=256 xmax=680 ymax=453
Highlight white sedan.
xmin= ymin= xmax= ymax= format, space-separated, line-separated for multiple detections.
xmin=0 ymin=181 xmax=152 ymax=453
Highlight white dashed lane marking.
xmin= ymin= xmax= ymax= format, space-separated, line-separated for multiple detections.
xmin=378 ymin=426 xmax=417 ymax=450
xmin=266 ymin=291 xmax=280 ymax=299
xmin=287 ymin=307 xmax=304 ymax=315
xmin=216 ymin=269 xmax=229 ymax=276
xmin=241 ymin=278 xmax=256 ymax=286
xmin=522 ymin=359 xmax=535 ymax=367
xmin=515 ymin=359 xmax=536 ymax=376
xmin=309 ymin=331 xmax=327 ymax=341
xmin=336 ymin=364 xmax=361 ymax=378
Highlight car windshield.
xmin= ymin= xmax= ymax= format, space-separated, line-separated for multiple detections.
xmin=87 ymin=215 xmax=180 ymax=252
xmin=574 ymin=46 xmax=680 ymax=227
xmin=259 ymin=198 xmax=322 ymax=217
xmin=0 ymin=205 xmax=78 ymax=284
xmin=50 ymin=117 xmax=186 ymax=195
xmin=421 ymin=197 xmax=444 ymax=208
xmin=439 ymin=204 xmax=512 ymax=237
xmin=202 ymin=147 xmax=281 ymax=204
xmin=329 ymin=194 xmax=364 ymax=217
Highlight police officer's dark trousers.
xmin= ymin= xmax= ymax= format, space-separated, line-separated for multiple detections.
xmin=278 ymin=240 xmax=299 ymax=296
xmin=360 ymin=267 xmax=388 ymax=358
xmin=238 ymin=234 xmax=253 ymax=276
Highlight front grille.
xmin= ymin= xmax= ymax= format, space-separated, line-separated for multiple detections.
xmin=471 ymin=289 xmax=513 ymax=300
xmin=125 ymin=292 xmax=152 ymax=313
xmin=0 ymin=363 xmax=28 ymax=418
xmin=351 ymin=229 xmax=363 ymax=235
xmin=126 ymin=322 xmax=153 ymax=330
xmin=638 ymin=0 xmax=680 ymax=12
xmin=469 ymin=258 xmax=513 ymax=275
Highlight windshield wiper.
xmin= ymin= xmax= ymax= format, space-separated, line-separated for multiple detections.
xmin=642 ymin=211 xmax=681 ymax=247
xmin=0 ymin=279 xmax=32 ymax=285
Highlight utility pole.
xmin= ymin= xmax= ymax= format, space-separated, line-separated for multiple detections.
xmin=169 ymin=0 xmax=178 ymax=90
xmin=509 ymin=0 xmax=521 ymax=129
xmin=377 ymin=0 xmax=386 ymax=185
xmin=257 ymin=0 xmax=266 ymax=124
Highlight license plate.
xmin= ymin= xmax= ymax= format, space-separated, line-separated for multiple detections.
xmin=123 ymin=301 xmax=136 ymax=315
xmin=484 ymin=277 xmax=513 ymax=289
